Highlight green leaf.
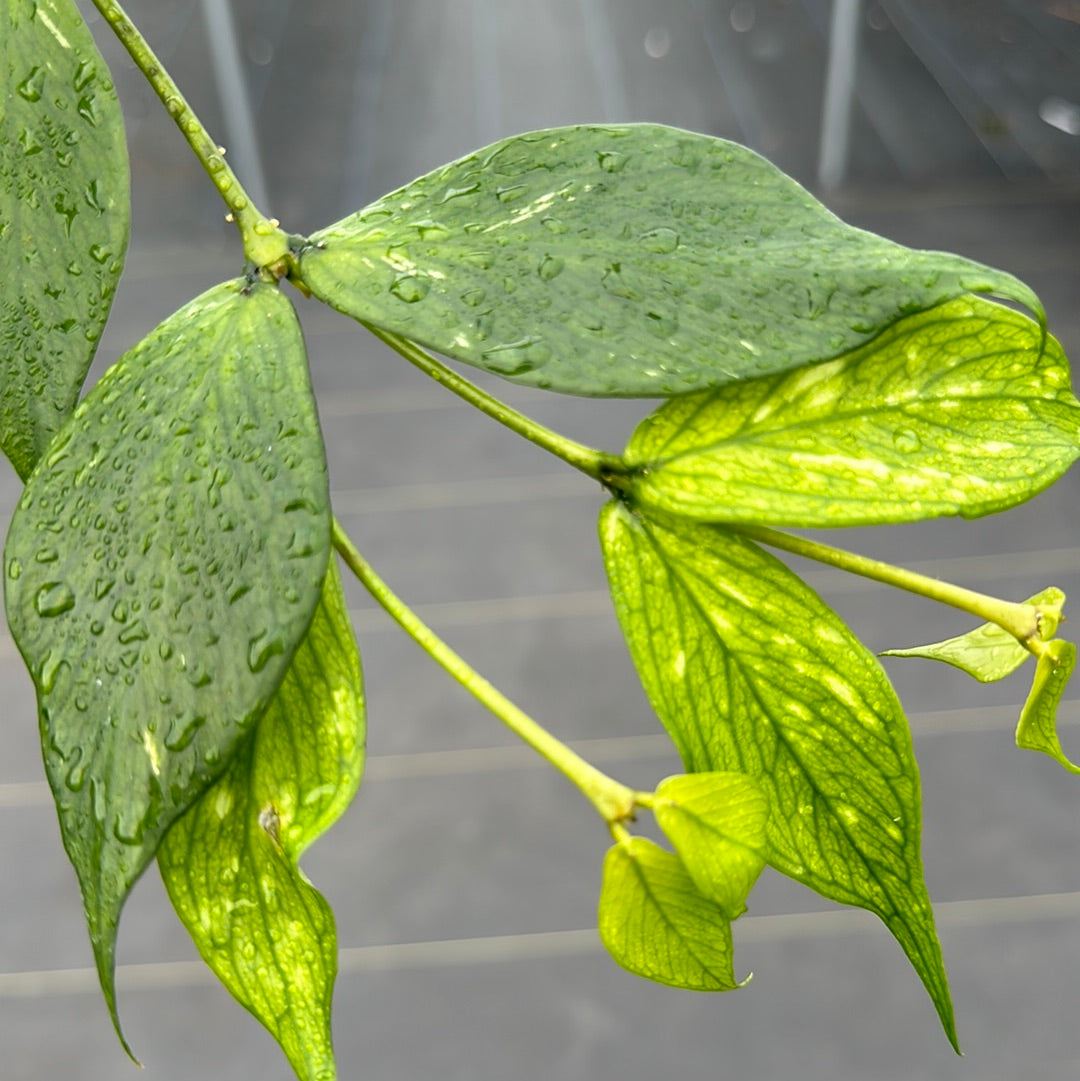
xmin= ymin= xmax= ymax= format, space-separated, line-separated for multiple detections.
xmin=599 ymin=501 xmax=957 ymax=1048
xmin=158 ymin=558 xmax=363 ymax=1081
xmin=652 ymin=772 xmax=767 ymax=919
xmin=1015 ymin=639 xmax=1079 ymax=774
xmin=626 ymin=298 xmax=1079 ymax=526
xmin=297 ymin=124 xmax=1040 ymax=398
xmin=1 ymin=0 xmax=129 ymax=479
xmin=598 ymin=836 xmax=745 ymax=991
xmin=882 ymin=587 xmax=1065 ymax=683
xmin=3 ymin=279 xmax=329 ymax=1049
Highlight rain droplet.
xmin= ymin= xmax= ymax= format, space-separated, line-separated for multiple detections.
xmin=537 ymin=255 xmax=565 ymax=281
xmin=35 ymin=582 xmax=75 ymax=617
xmin=389 ymin=274 xmax=430 ymax=303
xmin=248 ymin=630 xmax=285 ymax=673
xmin=460 ymin=287 xmax=486 ymax=308
xmin=164 ymin=715 xmax=205 ymax=752
xmin=893 ymin=428 xmax=922 ymax=454
xmin=481 ymin=337 xmax=552 ymax=376
xmin=639 ymin=227 xmax=679 ymax=254
xmin=495 ymin=184 xmax=527 ymax=204
xmin=415 ymin=220 xmax=450 ymax=241
xmin=65 ymin=748 xmax=87 ymax=791
xmin=6 ymin=558 xmax=21 ymax=581
xmin=17 ymin=67 xmax=45 ymax=103
xmin=38 ymin=650 xmax=68 ymax=693
xmin=597 ymin=150 xmax=628 ymax=173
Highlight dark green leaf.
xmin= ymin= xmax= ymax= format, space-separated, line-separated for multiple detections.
xmin=3 ymin=279 xmax=329 ymax=1047
xmin=297 ymin=125 xmax=1040 ymax=397
xmin=653 ymin=772 xmax=767 ymax=919
xmin=599 ymin=501 xmax=956 ymax=1048
xmin=626 ymin=298 xmax=1078 ymax=526
xmin=882 ymin=587 xmax=1064 ymax=683
xmin=158 ymin=559 xmax=363 ymax=1081
xmin=1 ymin=0 xmax=129 ymax=479
xmin=598 ymin=836 xmax=744 ymax=991
xmin=1015 ymin=639 xmax=1079 ymax=774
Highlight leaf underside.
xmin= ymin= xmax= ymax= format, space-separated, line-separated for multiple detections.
xmin=600 ymin=502 xmax=957 ymax=1048
xmin=599 ymin=836 xmax=743 ymax=991
xmin=298 ymin=124 xmax=1041 ymax=397
xmin=653 ymin=772 xmax=767 ymax=919
xmin=3 ymin=280 xmax=330 ymax=1044
xmin=159 ymin=559 xmax=364 ymax=1081
xmin=0 ymin=0 xmax=129 ymax=479
xmin=1015 ymin=639 xmax=1079 ymax=774
xmin=626 ymin=298 xmax=1080 ymax=527
xmin=882 ymin=587 xmax=1065 ymax=683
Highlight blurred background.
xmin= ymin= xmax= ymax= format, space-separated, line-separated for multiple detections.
xmin=3 ymin=1 xmax=1080 ymax=1078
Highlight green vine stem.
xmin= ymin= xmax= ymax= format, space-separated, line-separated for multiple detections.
xmin=90 ymin=0 xmax=289 ymax=270
xmin=360 ymin=322 xmax=630 ymax=487
xmin=331 ymin=518 xmax=641 ymax=824
xmin=735 ymin=523 xmax=1051 ymax=652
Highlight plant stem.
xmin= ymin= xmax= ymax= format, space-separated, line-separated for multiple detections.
xmin=90 ymin=0 xmax=289 ymax=269
xmin=331 ymin=518 xmax=640 ymax=824
xmin=735 ymin=524 xmax=1048 ymax=649
xmin=361 ymin=323 xmax=629 ymax=487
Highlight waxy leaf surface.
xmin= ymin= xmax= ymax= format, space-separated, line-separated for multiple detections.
xmin=627 ymin=298 xmax=1079 ymax=526
xmin=600 ymin=502 xmax=956 ymax=1047
xmin=653 ymin=772 xmax=767 ymax=919
xmin=599 ymin=836 xmax=742 ymax=991
xmin=298 ymin=125 xmax=1039 ymax=397
xmin=159 ymin=560 xmax=363 ymax=1081
xmin=1015 ymin=639 xmax=1079 ymax=774
xmin=1 ymin=0 xmax=129 ymax=479
xmin=3 ymin=280 xmax=329 ymax=1040
xmin=882 ymin=587 xmax=1065 ymax=683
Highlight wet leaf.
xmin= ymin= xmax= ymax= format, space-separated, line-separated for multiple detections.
xmin=882 ymin=587 xmax=1065 ymax=683
xmin=158 ymin=559 xmax=363 ymax=1081
xmin=600 ymin=502 xmax=957 ymax=1048
xmin=1 ymin=0 xmax=129 ymax=479
xmin=626 ymin=298 xmax=1079 ymax=526
xmin=3 ymin=279 xmax=329 ymax=1048
xmin=1015 ymin=639 xmax=1079 ymax=774
xmin=297 ymin=125 xmax=1040 ymax=397
xmin=652 ymin=772 xmax=767 ymax=919
xmin=598 ymin=836 xmax=744 ymax=991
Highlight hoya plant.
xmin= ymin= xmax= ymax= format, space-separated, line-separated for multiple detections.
xmin=3 ymin=1 xmax=1079 ymax=1077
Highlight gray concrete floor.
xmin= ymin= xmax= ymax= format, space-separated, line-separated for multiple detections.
xmin=4 ymin=1 xmax=1080 ymax=1079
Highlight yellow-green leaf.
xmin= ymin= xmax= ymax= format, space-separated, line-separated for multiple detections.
xmin=882 ymin=587 xmax=1064 ymax=683
xmin=1015 ymin=639 xmax=1079 ymax=775
xmin=652 ymin=772 xmax=767 ymax=919
xmin=598 ymin=836 xmax=744 ymax=991
xmin=626 ymin=298 xmax=1079 ymax=526
xmin=600 ymin=501 xmax=957 ymax=1048
xmin=159 ymin=559 xmax=363 ymax=1081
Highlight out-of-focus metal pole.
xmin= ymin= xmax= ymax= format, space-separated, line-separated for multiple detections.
xmin=818 ymin=0 xmax=862 ymax=189
xmin=200 ymin=0 xmax=271 ymax=212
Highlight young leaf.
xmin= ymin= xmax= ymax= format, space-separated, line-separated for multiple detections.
xmin=599 ymin=501 xmax=957 ymax=1048
xmin=598 ymin=836 xmax=745 ymax=991
xmin=882 ymin=587 xmax=1065 ymax=683
xmin=297 ymin=125 xmax=1040 ymax=398
xmin=652 ymin=772 xmax=767 ymax=919
xmin=3 ymin=279 xmax=329 ymax=1047
xmin=158 ymin=559 xmax=363 ymax=1081
xmin=1015 ymin=639 xmax=1079 ymax=774
xmin=1 ymin=0 xmax=129 ymax=479
xmin=626 ymin=298 xmax=1079 ymax=526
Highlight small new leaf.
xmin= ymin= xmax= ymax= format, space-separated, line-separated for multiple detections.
xmin=600 ymin=501 xmax=957 ymax=1048
xmin=1015 ymin=639 xmax=1079 ymax=775
xmin=298 ymin=125 xmax=1040 ymax=397
xmin=3 ymin=280 xmax=329 ymax=1047
xmin=1 ymin=0 xmax=129 ymax=478
xmin=599 ymin=836 xmax=745 ymax=991
xmin=882 ymin=587 xmax=1065 ymax=683
xmin=626 ymin=298 xmax=1079 ymax=526
xmin=652 ymin=772 xmax=767 ymax=919
xmin=158 ymin=560 xmax=363 ymax=1081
